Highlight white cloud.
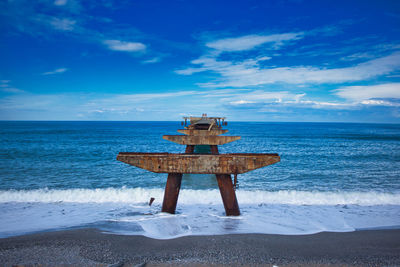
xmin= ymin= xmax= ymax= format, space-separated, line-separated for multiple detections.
xmin=142 ymin=57 xmax=161 ymax=64
xmin=361 ymin=99 xmax=400 ymax=106
xmin=230 ymin=100 xmax=255 ymax=105
xmin=104 ymin=40 xmax=146 ymax=52
xmin=54 ymin=0 xmax=68 ymax=6
xmin=205 ymin=33 xmax=303 ymax=52
xmin=177 ymin=52 xmax=400 ymax=87
xmin=222 ymin=90 xmax=361 ymax=110
xmin=42 ymin=68 xmax=68 ymax=75
xmin=257 ymin=56 xmax=272 ymax=61
xmin=178 ymin=29 xmax=400 ymax=89
xmin=221 ymin=90 xmax=307 ymax=109
xmin=219 ymin=88 xmax=396 ymax=110
xmin=334 ymin=83 xmax=400 ymax=101
xmin=50 ymin=18 xmax=76 ymax=31
xmin=296 ymin=100 xmax=356 ymax=109
xmin=175 ymin=67 xmax=207 ymax=75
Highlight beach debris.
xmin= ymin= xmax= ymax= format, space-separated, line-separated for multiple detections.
xmin=117 ymin=114 xmax=280 ymax=216
xmin=148 ymin=197 xmax=155 ymax=206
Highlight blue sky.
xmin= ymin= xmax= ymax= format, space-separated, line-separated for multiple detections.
xmin=1 ymin=0 xmax=400 ymax=122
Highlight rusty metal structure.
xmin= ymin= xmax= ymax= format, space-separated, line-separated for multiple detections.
xmin=117 ymin=114 xmax=280 ymax=216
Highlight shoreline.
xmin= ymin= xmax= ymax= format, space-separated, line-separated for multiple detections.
xmin=1 ymin=228 xmax=399 ymax=266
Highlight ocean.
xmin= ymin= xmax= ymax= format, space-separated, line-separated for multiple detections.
xmin=0 ymin=121 xmax=399 ymax=239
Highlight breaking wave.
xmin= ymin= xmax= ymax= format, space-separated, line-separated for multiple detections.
xmin=1 ymin=187 xmax=399 ymax=206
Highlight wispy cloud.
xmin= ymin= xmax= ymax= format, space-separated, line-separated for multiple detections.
xmin=142 ymin=57 xmax=161 ymax=64
xmin=103 ymin=40 xmax=146 ymax=52
xmin=1 ymin=87 xmax=25 ymax=93
xmin=205 ymin=32 xmax=303 ymax=52
xmin=177 ymin=25 xmax=400 ymax=88
xmin=360 ymin=99 xmax=400 ymax=107
xmin=0 ymin=80 xmax=24 ymax=93
xmin=1 ymin=87 xmax=399 ymax=121
xmin=221 ymin=87 xmax=400 ymax=111
xmin=223 ymin=90 xmax=304 ymax=103
xmin=229 ymin=100 xmax=255 ymax=105
xmin=334 ymin=83 xmax=400 ymax=101
xmin=49 ymin=17 xmax=76 ymax=31
xmin=1 ymin=1 xmax=163 ymax=61
xmin=54 ymin=0 xmax=68 ymax=6
xmin=339 ymin=52 xmax=376 ymax=61
xmin=177 ymin=52 xmax=400 ymax=87
xmin=0 ymin=90 xmax=209 ymax=120
xmin=96 ymin=91 xmax=201 ymax=103
xmin=42 ymin=68 xmax=68 ymax=75
xmin=221 ymin=91 xmax=354 ymax=110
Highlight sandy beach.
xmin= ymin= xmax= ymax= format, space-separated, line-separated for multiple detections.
xmin=0 ymin=228 xmax=399 ymax=266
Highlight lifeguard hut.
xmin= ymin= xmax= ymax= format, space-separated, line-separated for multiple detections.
xmin=117 ymin=114 xmax=280 ymax=216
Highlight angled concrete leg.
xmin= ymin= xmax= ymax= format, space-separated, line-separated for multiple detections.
xmin=162 ymin=173 xmax=183 ymax=214
xmin=216 ymin=174 xmax=240 ymax=216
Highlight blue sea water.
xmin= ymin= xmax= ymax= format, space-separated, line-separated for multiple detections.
xmin=0 ymin=121 xmax=399 ymax=238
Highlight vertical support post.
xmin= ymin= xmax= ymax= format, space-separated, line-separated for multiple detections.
xmin=185 ymin=145 xmax=195 ymax=154
xmin=162 ymin=173 xmax=183 ymax=214
xmin=216 ymin=174 xmax=240 ymax=216
xmin=210 ymin=145 xmax=219 ymax=155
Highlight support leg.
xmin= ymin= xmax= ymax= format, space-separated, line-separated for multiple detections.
xmin=162 ymin=173 xmax=183 ymax=214
xmin=216 ymin=174 xmax=240 ymax=216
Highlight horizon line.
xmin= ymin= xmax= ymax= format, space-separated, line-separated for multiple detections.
xmin=0 ymin=120 xmax=399 ymax=125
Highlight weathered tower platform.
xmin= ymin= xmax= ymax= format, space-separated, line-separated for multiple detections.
xmin=117 ymin=114 xmax=280 ymax=216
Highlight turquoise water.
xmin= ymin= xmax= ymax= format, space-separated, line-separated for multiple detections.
xmin=0 ymin=121 xmax=399 ymax=238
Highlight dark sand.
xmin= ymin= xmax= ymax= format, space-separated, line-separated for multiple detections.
xmin=0 ymin=228 xmax=399 ymax=266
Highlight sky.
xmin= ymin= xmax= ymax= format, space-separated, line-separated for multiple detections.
xmin=1 ymin=0 xmax=400 ymax=122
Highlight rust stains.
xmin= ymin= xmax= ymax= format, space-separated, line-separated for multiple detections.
xmin=177 ymin=129 xmax=228 ymax=136
xmin=162 ymin=135 xmax=241 ymax=145
xmin=117 ymin=152 xmax=280 ymax=174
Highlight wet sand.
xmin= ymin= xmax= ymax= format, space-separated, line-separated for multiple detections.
xmin=0 ymin=228 xmax=399 ymax=266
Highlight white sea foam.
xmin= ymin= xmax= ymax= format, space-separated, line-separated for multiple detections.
xmin=0 ymin=188 xmax=399 ymax=205
xmin=1 ymin=200 xmax=399 ymax=239
xmin=1 ymin=188 xmax=399 ymax=239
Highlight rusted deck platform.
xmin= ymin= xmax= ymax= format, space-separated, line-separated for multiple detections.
xmin=117 ymin=152 xmax=280 ymax=174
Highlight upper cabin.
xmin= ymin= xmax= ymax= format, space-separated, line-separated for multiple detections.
xmin=182 ymin=113 xmax=227 ymax=131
